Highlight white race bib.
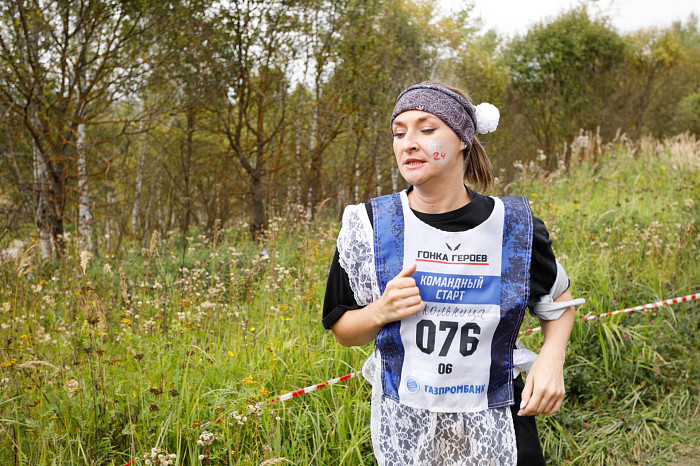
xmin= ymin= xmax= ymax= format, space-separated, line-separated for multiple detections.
xmin=397 ymin=192 xmax=505 ymax=412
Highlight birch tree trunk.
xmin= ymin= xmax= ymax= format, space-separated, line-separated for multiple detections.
xmin=106 ymin=191 xmax=114 ymax=251
xmin=305 ymin=89 xmax=318 ymax=227
xmin=33 ymin=141 xmax=52 ymax=259
xmin=391 ymin=163 xmax=400 ymax=193
xmin=132 ymin=119 xmax=147 ymax=234
xmin=77 ymin=122 xmax=95 ymax=252
xmin=354 ymin=162 xmax=360 ymax=204
xmin=375 ymin=151 xmax=382 ymax=198
xmin=295 ymin=126 xmax=302 ymax=207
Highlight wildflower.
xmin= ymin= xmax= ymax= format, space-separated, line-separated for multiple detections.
xmin=79 ymin=250 xmax=92 ymax=275
xmin=64 ymin=379 xmax=80 ymax=397
xmin=121 ymin=318 xmax=131 ymax=325
xmin=660 ymin=165 xmax=666 ymax=170
xmin=583 ymin=422 xmax=589 ymax=428
xmin=197 ymin=430 xmax=218 ymax=447
xmin=248 ymin=405 xmax=262 ymax=416
xmin=260 ymin=387 xmax=270 ymax=396
xmin=103 ymin=263 xmax=112 ymax=274
xmin=227 ymin=351 xmax=234 ymax=357
xmin=1 ymin=358 xmax=18 ymax=368
xmin=250 ymin=327 xmax=256 ymax=332
xmin=143 ymin=448 xmax=176 ymax=466
xmin=242 ymin=375 xmax=254 ymax=385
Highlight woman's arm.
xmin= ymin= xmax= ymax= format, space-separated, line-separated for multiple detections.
xmin=517 ymin=289 xmax=575 ymax=416
xmin=330 ymin=264 xmax=424 ymax=347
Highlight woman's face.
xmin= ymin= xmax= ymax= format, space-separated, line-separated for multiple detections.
xmin=391 ymin=110 xmax=465 ymax=188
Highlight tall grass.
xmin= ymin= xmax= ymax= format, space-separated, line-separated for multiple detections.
xmin=0 ymin=133 xmax=698 ymax=465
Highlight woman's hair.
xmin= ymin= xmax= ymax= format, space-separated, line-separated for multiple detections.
xmin=421 ymin=81 xmax=494 ymax=192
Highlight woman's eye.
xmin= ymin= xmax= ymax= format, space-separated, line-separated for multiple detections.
xmin=393 ymin=132 xmax=405 ymax=138
xmin=421 ymin=128 xmax=436 ymax=134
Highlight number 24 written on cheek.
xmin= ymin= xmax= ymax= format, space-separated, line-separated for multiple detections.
xmin=433 ymin=151 xmax=446 ymax=161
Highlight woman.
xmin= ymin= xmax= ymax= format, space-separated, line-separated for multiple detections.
xmin=322 ymin=82 xmax=584 ymax=465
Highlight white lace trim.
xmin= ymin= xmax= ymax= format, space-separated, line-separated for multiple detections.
xmin=371 ymin=394 xmax=517 ymax=465
xmin=364 ymin=351 xmax=517 ymax=465
xmin=337 ymin=204 xmax=380 ymax=306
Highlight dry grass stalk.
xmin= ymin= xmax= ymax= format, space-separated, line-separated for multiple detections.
xmin=79 ymin=250 xmax=93 ymax=275
xmin=119 ymin=266 xmax=130 ymax=306
xmin=569 ymin=127 xmax=603 ymax=165
xmin=16 ymin=360 xmax=59 ymax=370
xmin=662 ymin=131 xmax=700 ymax=170
xmin=148 ymin=230 xmax=158 ymax=260
xmin=14 ymin=243 xmax=36 ymax=275
xmin=259 ymin=458 xmax=294 ymax=465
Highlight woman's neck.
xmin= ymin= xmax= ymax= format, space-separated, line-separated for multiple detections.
xmin=408 ymin=182 xmax=470 ymax=214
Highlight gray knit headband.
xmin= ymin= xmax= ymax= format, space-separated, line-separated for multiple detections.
xmin=390 ymin=84 xmax=477 ymax=147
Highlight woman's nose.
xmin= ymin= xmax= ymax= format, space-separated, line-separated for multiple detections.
xmin=401 ymin=131 xmax=419 ymax=152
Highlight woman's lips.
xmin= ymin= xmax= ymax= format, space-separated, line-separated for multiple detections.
xmin=404 ymin=158 xmax=426 ymax=168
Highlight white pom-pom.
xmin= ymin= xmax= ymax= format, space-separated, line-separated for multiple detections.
xmin=474 ymin=102 xmax=500 ymax=134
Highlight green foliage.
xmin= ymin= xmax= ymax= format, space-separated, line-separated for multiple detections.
xmin=503 ymin=7 xmax=627 ymax=159
xmin=674 ymin=92 xmax=700 ymax=134
xmin=1 ymin=134 xmax=698 ymax=464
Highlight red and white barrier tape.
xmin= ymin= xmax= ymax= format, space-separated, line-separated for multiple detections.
xmin=519 ymin=293 xmax=698 ymax=336
xmin=199 ymin=372 xmax=361 ymax=430
xmin=256 ymin=372 xmax=359 ymax=407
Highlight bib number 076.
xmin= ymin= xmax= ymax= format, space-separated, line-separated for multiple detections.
xmin=416 ymin=320 xmax=481 ymax=357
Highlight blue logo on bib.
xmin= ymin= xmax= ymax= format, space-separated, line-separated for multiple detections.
xmin=405 ymin=376 xmax=420 ymax=395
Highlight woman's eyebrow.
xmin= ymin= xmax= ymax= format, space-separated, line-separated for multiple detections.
xmin=392 ymin=115 xmax=437 ymax=127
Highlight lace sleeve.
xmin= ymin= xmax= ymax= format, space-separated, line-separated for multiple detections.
xmin=337 ymin=204 xmax=380 ymax=307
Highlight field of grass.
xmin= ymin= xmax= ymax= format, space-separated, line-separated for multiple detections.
xmin=1 ymin=133 xmax=698 ymax=465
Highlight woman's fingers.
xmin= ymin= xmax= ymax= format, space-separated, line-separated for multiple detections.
xmin=375 ymin=263 xmax=425 ymax=322
xmin=396 ymin=263 xmax=417 ymax=278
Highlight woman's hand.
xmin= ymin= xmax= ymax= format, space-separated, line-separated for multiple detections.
xmin=518 ymin=296 xmax=575 ymax=416
xmin=330 ymin=264 xmax=424 ymax=347
xmin=371 ymin=264 xmax=425 ymax=327
xmin=517 ymin=344 xmax=566 ymax=416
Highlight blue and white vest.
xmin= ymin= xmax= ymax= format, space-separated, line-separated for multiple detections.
xmin=368 ymin=191 xmax=533 ymax=412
